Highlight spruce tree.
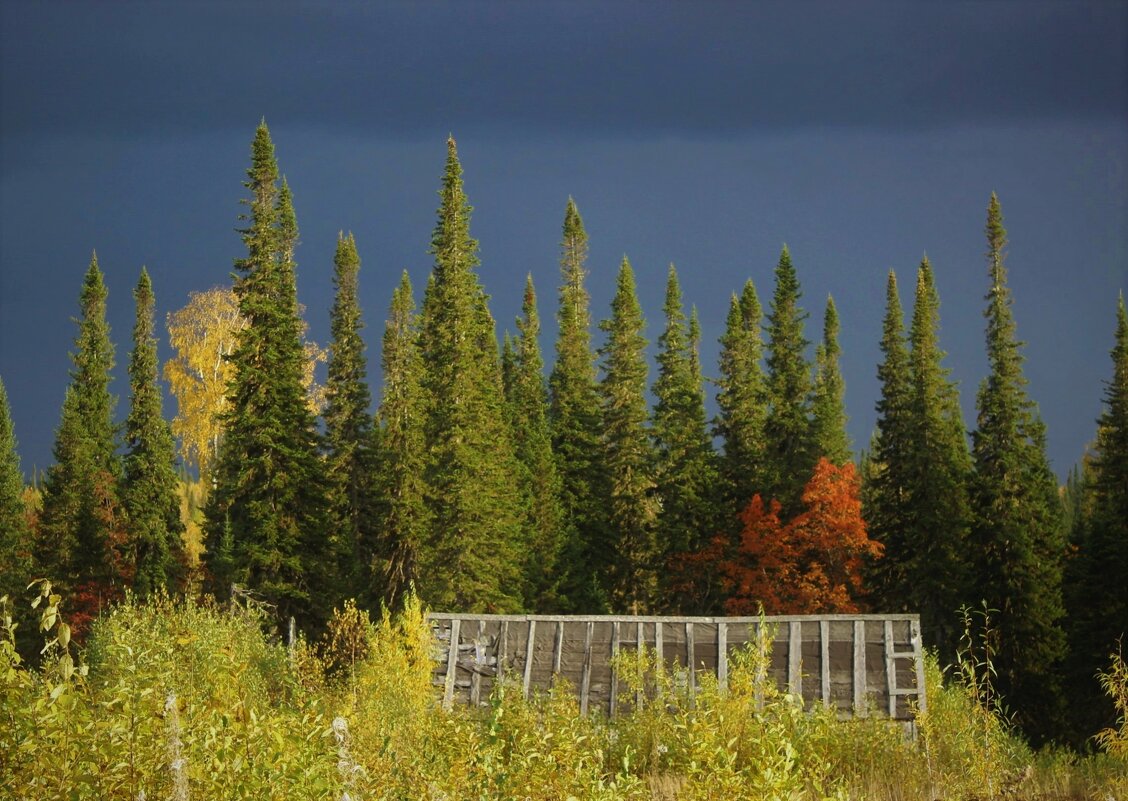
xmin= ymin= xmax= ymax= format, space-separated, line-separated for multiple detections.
xmin=417 ymin=136 xmax=524 ymax=612
xmin=38 ymin=254 xmax=124 ymax=601
xmin=548 ymin=198 xmax=609 ymax=612
xmin=204 ymin=122 xmax=329 ymax=630
xmin=376 ymin=272 xmax=429 ymax=610
xmin=508 ymin=275 xmax=565 ymax=610
xmin=599 ymin=256 xmax=658 ymax=612
xmin=970 ymin=194 xmax=1066 ymax=743
xmin=323 ymin=232 xmax=377 ymax=600
xmin=1067 ymin=295 xmax=1128 ymax=740
xmin=122 ymin=268 xmax=185 ymax=597
xmin=652 ymin=265 xmax=719 ymax=611
xmin=811 ymin=295 xmax=851 ymax=465
xmin=904 ymin=257 xmax=971 ymax=661
xmin=714 ymin=279 xmax=767 ymax=521
xmin=864 ymin=271 xmax=914 ymax=614
xmin=0 ymin=377 xmax=31 ymax=605
xmin=762 ymin=246 xmax=814 ymax=515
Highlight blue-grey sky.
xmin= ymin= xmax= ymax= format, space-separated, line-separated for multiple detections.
xmin=1 ymin=0 xmax=1125 ymax=481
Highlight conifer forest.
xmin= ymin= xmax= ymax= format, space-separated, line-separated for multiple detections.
xmin=1 ymin=124 xmax=1126 ymax=799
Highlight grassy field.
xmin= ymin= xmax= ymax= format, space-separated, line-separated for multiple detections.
xmin=1 ymin=589 xmax=1125 ymax=801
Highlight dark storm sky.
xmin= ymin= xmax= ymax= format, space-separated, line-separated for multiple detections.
xmin=1 ymin=0 xmax=1126 ymax=480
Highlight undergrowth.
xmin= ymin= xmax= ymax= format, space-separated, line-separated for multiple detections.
xmin=1 ymin=588 xmax=1125 ymax=800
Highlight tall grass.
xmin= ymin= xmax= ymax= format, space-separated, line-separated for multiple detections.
xmin=1 ymin=590 xmax=1125 ymax=800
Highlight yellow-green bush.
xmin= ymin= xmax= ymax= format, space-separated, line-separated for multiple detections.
xmin=2 ymin=590 xmax=1127 ymax=801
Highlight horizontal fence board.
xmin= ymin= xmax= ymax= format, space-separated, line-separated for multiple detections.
xmin=428 ymin=612 xmax=925 ymax=721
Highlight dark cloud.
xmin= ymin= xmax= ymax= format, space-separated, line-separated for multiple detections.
xmin=3 ymin=1 xmax=1125 ymax=139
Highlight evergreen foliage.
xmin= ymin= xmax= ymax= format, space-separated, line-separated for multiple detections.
xmin=38 ymin=254 xmax=124 ymax=602
xmin=376 ymin=272 xmax=429 ymax=610
xmin=864 ymin=271 xmax=915 ymax=616
xmin=598 ymin=256 xmax=658 ymax=612
xmin=652 ymin=266 xmax=720 ymax=612
xmin=903 ymin=258 xmax=971 ymax=661
xmin=548 ymin=198 xmax=610 ymax=612
xmin=762 ymin=246 xmax=814 ymax=516
xmin=0 ymin=377 xmax=31 ymax=604
xmin=323 ymin=232 xmax=378 ymax=600
xmin=417 ymin=137 xmax=524 ymax=612
xmin=507 ymin=275 xmax=565 ymax=610
xmin=1066 ymin=295 xmax=1128 ymax=741
xmin=811 ymin=295 xmax=851 ymax=465
xmin=714 ymin=280 xmax=767 ymax=523
xmin=204 ymin=122 xmax=330 ymax=630
xmin=970 ymin=193 xmax=1067 ymax=744
xmin=122 ymin=268 xmax=185 ymax=597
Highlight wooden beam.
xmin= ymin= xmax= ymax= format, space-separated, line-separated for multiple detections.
xmin=636 ymin=620 xmax=644 ymax=710
xmin=470 ymin=619 xmax=485 ymax=707
xmin=443 ymin=618 xmax=461 ymax=711
xmin=580 ymin=620 xmax=594 ymax=716
xmin=686 ymin=621 xmax=696 ymax=707
xmin=610 ymin=621 xmax=620 ymax=717
xmin=911 ymin=617 xmax=927 ymax=717
xmin=853 ymin=619 xmax=867 ymax=717
xmin=523 ymin=620 xmax=537 ymax=699
xmin=717 ymin=622 xmax=728 ymax=691
xmin=551 ymin=620 xmax=564 ymax=684
xmin=820 ymin=619 xmax=831 ymax=707
xmin=884 ymin=619 xmax=896 ymax=718
xmin=498 ymin=620 xmax=509 ymax=676
xmin=788 ymin=621 xmax=802 ymax=700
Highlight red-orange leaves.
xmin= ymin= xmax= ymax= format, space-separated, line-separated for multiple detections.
xmin=721 ymin=458 xmax=881 ymax=615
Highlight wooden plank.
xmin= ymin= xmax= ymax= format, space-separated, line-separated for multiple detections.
xmin=754 ymin=621 xmax=765 ymax=711
xmin=655 ymin=620 xmax=664 ymax=664
xmin=820 ymin=619 xmax=831 ymax=706
xmin=470 ymin=619 xmax=485 ymax=707
xmin=884 ymin=619 xmax=896 ymax=718
xmin=552 ymin=620 xmax=564 ymax=683
xmin=580 ymin=620 xmax=594 ymax=716
xmin=717 ymin=622 xmax=728 ymax=691
xmin=609 ymin=621 xmax=620 ymax=717
xmin=523 ymin=619 xmax=536 ymax=699
xmin=911 ymin=617 xmax=927 ymax=716
xmin=686 ymin=621 xmax=696 ymax=707
xmin=788 ymin=621 xmax=802 ymax=699
xmin=635 ymin=621 xmax=644 ymax=710
xmin=853 ymin=619 xmax=867 ymax=717
xmin=443 ymin=618 xmax=461 ymax=711
xmin=498 ymin=620 xmax=509 ymax=676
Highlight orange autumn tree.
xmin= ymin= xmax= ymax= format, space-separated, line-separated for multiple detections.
xmin=720 ymin=458 xmax=881 ymax=615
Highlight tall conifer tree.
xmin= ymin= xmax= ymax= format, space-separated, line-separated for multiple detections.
xmin=122 ymin=268 xmax=184 ymax=596
xmin=811 ymin=295 xmax=851 ymax=465
xmin=549 ymin=198 xmax=609 ymax=611
xmin=970 ymin=194 xmax=1066 ymax=743
xmin=376 ymin=272 xmax=429 ymax=609
xmin=762 ymin=246 xmax=813 ymax=515
xmin=508 ymin=275 xmax=565 ymax=610
xmin=38 ymin=254 xmax=124 ymax=600
xmin=0 ymin=377 xmax=31 ymax=604
xmin=904 ymin=257 xmax=971 ymax=660
xmin=599 ymin=257 xmax=658 ymax=612
xmin=652 ymin=266 xmax=719 ymax=611
xmin=864 ymin=271 xmax=914 ymax=613
xmin=204 ymin=122 xmax=329 ymax=629
xmin=1066 ymin=295 xmax=1128 ymax=740
xmin=715 ymin=280 xmax=767 ymax=521
xmin=323 ymin=232 xmax=377 ymax=599
xmin=417 ymin=137 xmax=524 ymax=612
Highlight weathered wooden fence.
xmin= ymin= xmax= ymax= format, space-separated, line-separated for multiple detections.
xmin=428 ymin=613 xmax=926 ymax=721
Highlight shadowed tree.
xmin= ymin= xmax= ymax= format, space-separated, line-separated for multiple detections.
xmin=122 ymin=268 xmax=185 ymax=597
xmin=811 ymin=295 xmax=851 ymax=465
xmin=652 ymin=265 xmax=720 ymax=612
xmin=599 ymin=256 xmax=658 ymax=612
xmin=38 ymin=254 xmax=126 ymax=627
xmin=323 ymin=232 xmax=378 ymax=600
xmin=970 ymin=193 xmax=1066 ymax=744
xmin=762 ymin=246 xmax=814 ymax=516
xmin=0 ymin=377 xmax=32 ymax=607
xmin=507 ymin=275 xmax=565 ymax=610
xmin=549 ymin=198 xmax=610 ymax=612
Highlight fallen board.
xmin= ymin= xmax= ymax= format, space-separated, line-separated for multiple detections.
xmin=427 ymin=613 xmax=926 ymax=721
